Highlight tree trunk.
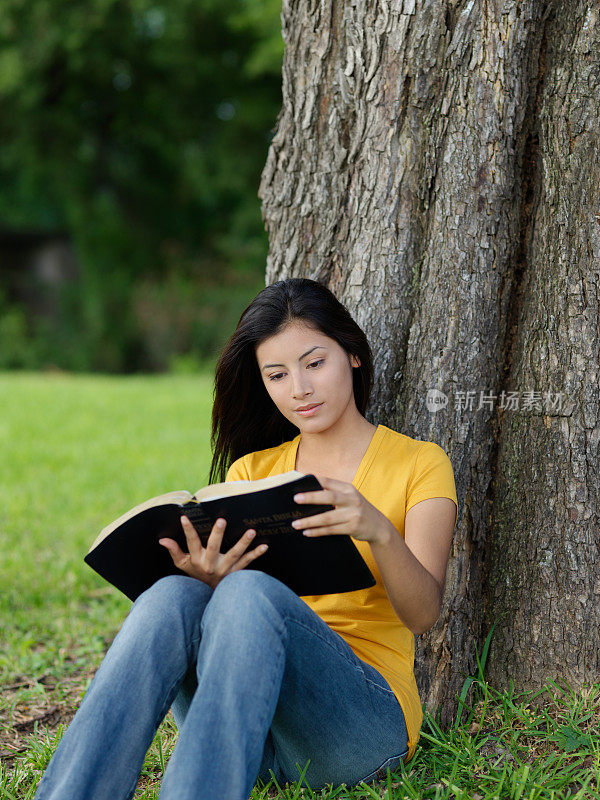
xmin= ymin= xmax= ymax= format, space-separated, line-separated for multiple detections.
xmin=258 ymin=0 xmax=600 ymax=727
xmin=484 ymin=1 xmax=600 ymax=696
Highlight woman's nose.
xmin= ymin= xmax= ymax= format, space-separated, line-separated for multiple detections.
xmin=291 ymin=370 xmax=313 ymax=398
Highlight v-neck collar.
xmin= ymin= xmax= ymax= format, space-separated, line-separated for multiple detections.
xmin=284 ymin=423 xmax=385 ymax=491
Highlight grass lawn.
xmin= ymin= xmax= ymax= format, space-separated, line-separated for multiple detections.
xmin=0 ymin=371 xmax=598 ymax=799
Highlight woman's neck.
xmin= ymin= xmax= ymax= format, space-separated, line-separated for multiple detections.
xmin=295 ymin=412 xmax=378 ymax=471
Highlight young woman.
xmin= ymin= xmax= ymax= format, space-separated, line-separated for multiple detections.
xmin=33 ymin=277 xmax=457 ymax=800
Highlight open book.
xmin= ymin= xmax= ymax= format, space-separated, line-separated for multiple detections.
xmin=84 ymin=471 xmax=375 ymax=601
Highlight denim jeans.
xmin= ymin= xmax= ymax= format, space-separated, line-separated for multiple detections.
xmin=33 ymin=570 xmax=410 ymax=800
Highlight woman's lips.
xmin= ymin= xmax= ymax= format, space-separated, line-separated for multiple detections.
xmin=295 ymin=403 xmax=323 ymax=416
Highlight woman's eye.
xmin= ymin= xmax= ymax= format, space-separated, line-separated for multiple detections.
xmin=268 ymin=360 xmax=323 ymax=381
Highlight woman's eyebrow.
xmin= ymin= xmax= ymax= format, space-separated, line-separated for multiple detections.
xmin=261 ymin=345 xmax=327 ymax=370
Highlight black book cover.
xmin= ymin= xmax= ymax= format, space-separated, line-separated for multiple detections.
xmin=84 ymin=474 xmax=376 ymax=601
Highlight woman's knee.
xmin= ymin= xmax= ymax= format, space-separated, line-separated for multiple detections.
xmin=131 ymin=574 xmax=213 ymax=628
xmin=204 ymin=569 xmax=295 ymax=623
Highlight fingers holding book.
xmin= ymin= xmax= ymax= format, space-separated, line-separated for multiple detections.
xmin=158 ymin=515 xmax=269 ymax=590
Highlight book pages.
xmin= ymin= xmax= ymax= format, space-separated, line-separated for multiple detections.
xmin=192 ymin=470 xmax=306 ymax=502
xmin=88 ymin=471 xmax=308 ymax=556
xmin=88 ymin=490 xmax=193 ymax=553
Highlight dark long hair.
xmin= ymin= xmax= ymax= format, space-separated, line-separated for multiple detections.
xmin=208 ymin=278 xmax=374 ymax=483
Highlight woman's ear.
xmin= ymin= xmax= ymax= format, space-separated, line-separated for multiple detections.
xmin=350 ymin=354 xmax=361 ymax=368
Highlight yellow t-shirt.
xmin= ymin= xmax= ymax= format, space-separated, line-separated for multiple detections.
xmin=225 ymin=423 xmax=458 ymax=762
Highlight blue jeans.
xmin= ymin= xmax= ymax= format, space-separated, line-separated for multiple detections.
xmin=33 ymin=571 xmax=409 ymax=800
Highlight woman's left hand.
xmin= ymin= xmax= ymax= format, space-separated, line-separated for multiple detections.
xmin=291 ymin=475 xmax=393 ymax=545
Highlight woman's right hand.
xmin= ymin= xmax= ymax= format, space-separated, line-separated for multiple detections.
xmin=158 ymin=515 xmax=269 ymax=589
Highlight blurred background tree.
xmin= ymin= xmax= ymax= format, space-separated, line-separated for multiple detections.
xmin=0 ymin=0 xmax=283 ymax=372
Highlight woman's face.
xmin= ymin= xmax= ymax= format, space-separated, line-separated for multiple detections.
xmin=255 ymin=319 xmax=361 ymax=432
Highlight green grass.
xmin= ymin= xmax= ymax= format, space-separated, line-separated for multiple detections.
xmin=0 ymin=371 xmax=598 ymax=799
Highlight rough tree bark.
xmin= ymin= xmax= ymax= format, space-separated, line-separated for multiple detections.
xmin=258 ymin=0 xmax=600 ymax=727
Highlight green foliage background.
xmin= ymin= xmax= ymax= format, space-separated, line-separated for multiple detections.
xmin=0 ymin=0 xmax=284 ymax=372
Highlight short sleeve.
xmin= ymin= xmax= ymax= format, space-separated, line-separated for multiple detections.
xmin=225 ymin=455 xmax=250 ymax=482
xmin=405 ymin=442 xmax=458 ymax=525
